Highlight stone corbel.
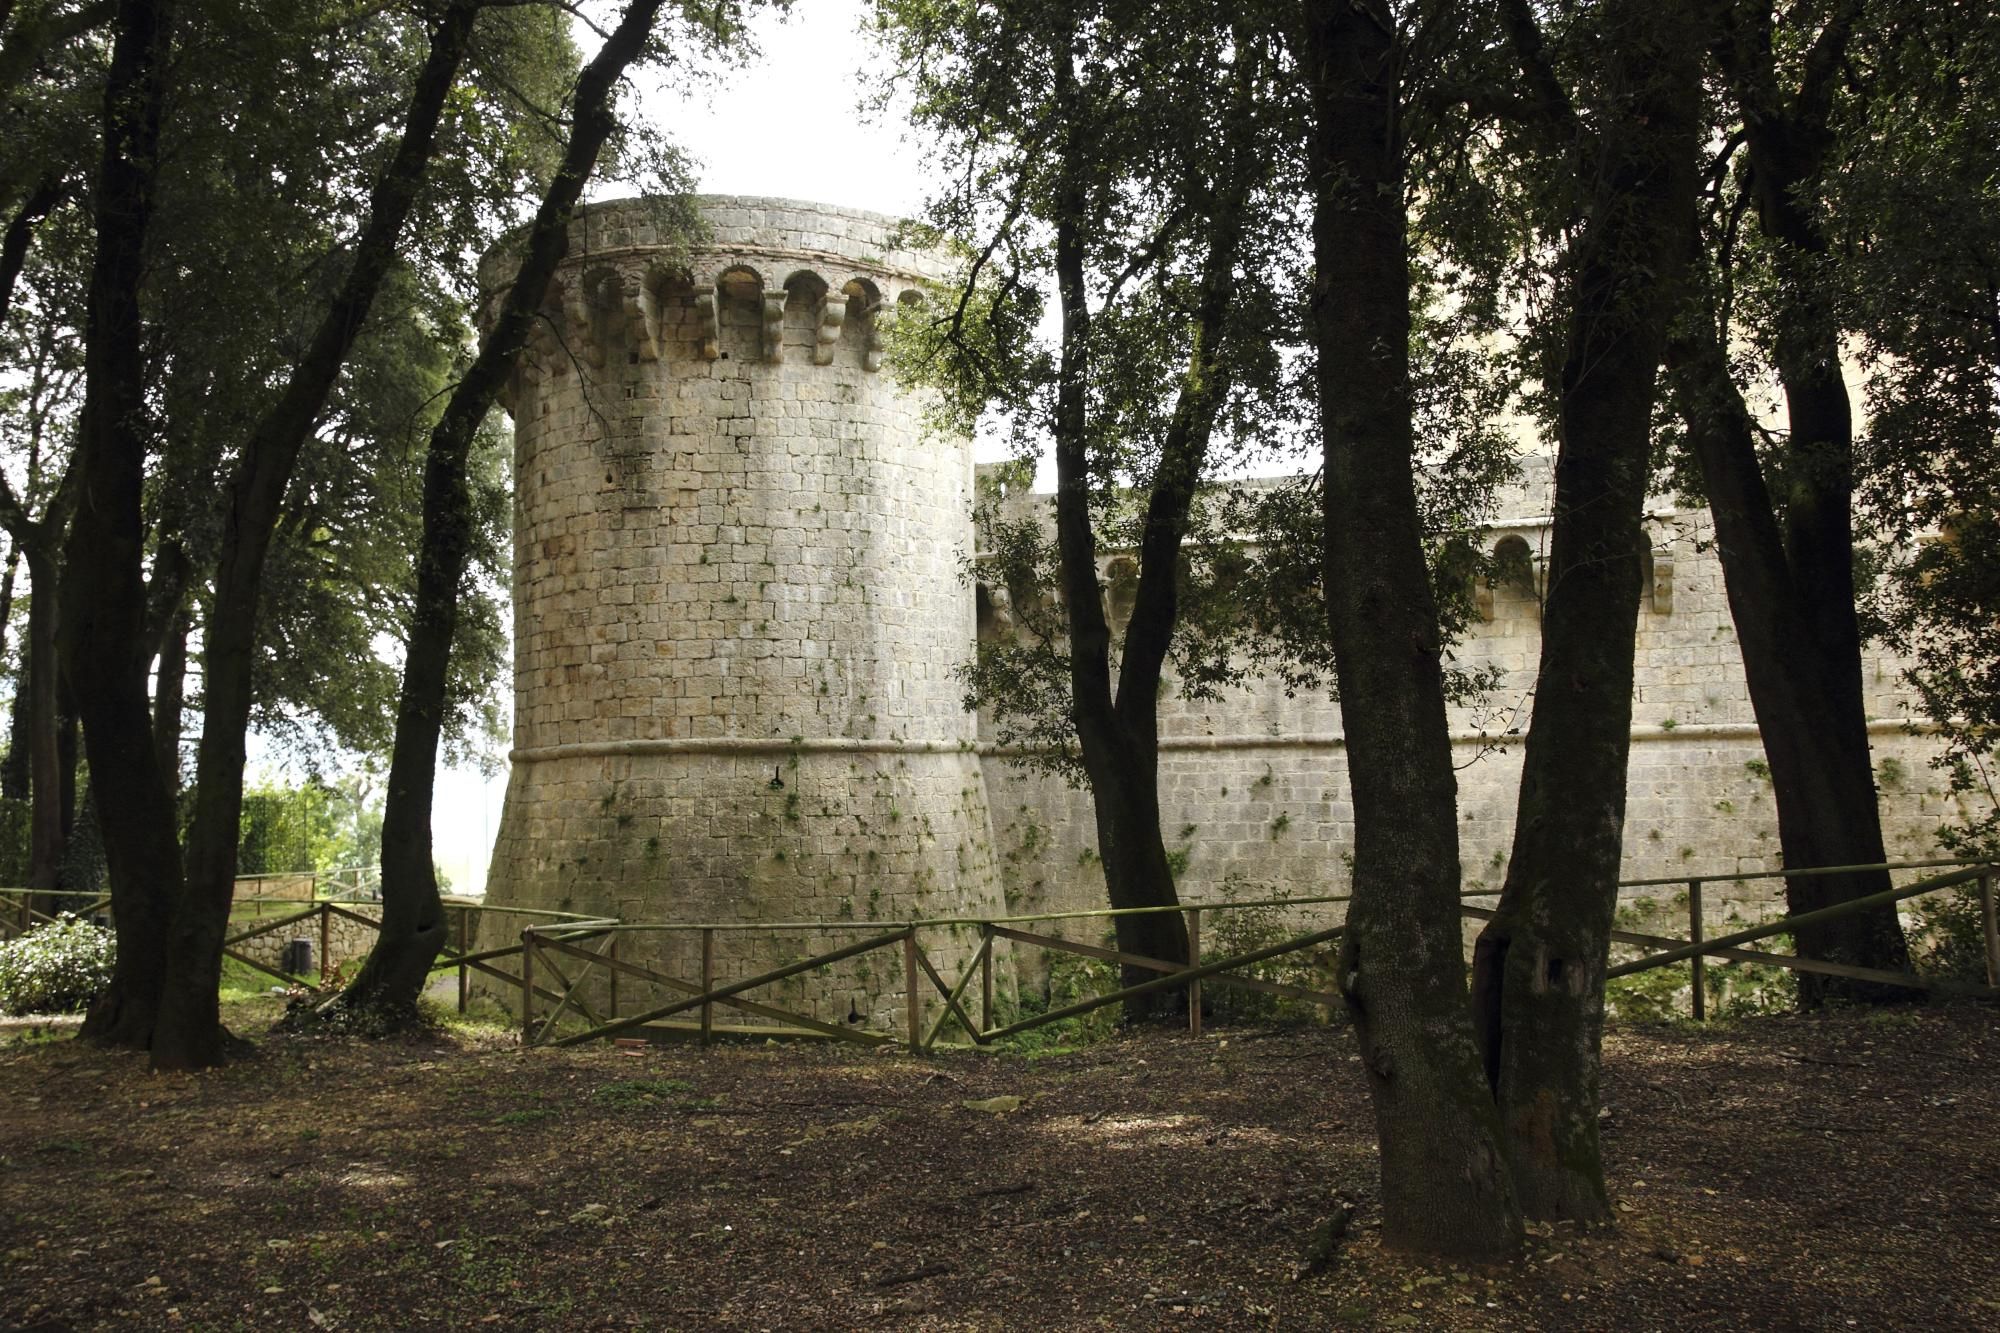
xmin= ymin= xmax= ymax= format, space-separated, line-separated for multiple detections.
xmin=815 ymin=292 xmax=848 ymax=366
xmin=863 ymin=310 xmax=886 ymax=373
xmin=693 ymin=285 xmax=720 ymax=360
xmin=623 ymin=267 xmax=662 ymax=362
xmin=762 ymin=289 xmax=787 ymax=362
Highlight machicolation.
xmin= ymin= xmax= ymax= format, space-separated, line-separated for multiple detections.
xmin=480 ymin=195 xmax=1970 ymax=1027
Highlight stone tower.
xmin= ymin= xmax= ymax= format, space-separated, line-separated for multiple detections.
xmin=482 ymin=196 xmax=1005 ymax=1028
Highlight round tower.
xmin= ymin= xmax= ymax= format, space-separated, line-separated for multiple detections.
xmin=481 ymin=196 xmax=1004 ymax=1029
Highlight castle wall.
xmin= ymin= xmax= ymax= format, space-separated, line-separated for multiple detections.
xmin=978 ymin=458 xmax=1977 ymax=938
xmin=483 ymin=198 xmax=1971 ymax=1026
xmin=481 ymin=198 xmax=1006 ymax=1029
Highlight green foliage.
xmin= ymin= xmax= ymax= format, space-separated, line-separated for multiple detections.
xmin=1196 ymin=877 xmax=1337 ymax=1027
xmin=237 ymin=774 xmax=382 ymax=876
xmin=1911 ymin=888 xmax=1996 ymax=986
xmin=591 ymin=1078 xmax=710 ymax=1112
xmin=0 ymin=915 xmax=113 ymax=1015
xmin=991 ymin=947 xmax=1120 ymax=1056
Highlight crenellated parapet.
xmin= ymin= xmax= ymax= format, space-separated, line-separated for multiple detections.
xmin=479 ymin=197 xmax=945 ymax=414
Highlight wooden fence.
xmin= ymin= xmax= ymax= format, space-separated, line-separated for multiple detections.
xmin=5 ymin=858 xmax=1995 ymax=1043
xmin=0 ymin=886 xmax=598 ymax=1015
xmin=506 ymin=857 xmax=2000 ymax=1052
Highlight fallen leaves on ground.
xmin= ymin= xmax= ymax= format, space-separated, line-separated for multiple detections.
xmin=1 ymin=1003 xmax=1996 ymax=1329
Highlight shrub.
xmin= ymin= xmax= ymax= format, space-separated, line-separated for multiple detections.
xmin=1912 ymin=887 xmax=1994 ymax=986
xmin=1199 ymin=876 xmax=1339 ymax=1027
xmin=0 ymin=915 xmax=115 ymax=1015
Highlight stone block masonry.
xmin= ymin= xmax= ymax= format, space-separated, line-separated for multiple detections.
xmin=976 ymin=455 xmax=1975 ymax=939
xmin=479 ymin=198 xmax=1007 ymax=1029
xmin=484 ymin=197 xmax=1970 ymax=1030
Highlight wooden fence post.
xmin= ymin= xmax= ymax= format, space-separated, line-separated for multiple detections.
xmin=700 ymin=928 xmax=715 ymax=1045
xmin=1689 ymin=879 xmax=1705 ymax=1022
xmin=521 ymin=932 xmax=536 ymax=1042
xmin=319 ymin=903 xmax=332 ymax=986
xmin=980 ymin=923 xmax=994 ymax=1034
xmin=608 ymin=933 xmax=620 ymax=1022
xmin=904 ymin=930 xmax=921 ymax=1053
xmin=1187 ymin=909 xmax=1202 ymax=1038
xmin=1980 ymin=873 xmax=1999 ymax=989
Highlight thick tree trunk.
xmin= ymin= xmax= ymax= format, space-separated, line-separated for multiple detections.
xmin=153 ymin=0 xmax=485 ymax=1069
xmin=1471 ymin=0 xmax=1701 ymax=1222
xmin=1307 ymin=0 xmax=1520 ymax=1261
xmin=1701 ymin=0 xmax=1910 ymax=1001
xmin=330 ymin=0 xmax=676 ymax=1025
xmin=1671 ymin=323 xmax=1911 ymax=1003
xmin=62 ymin=0 xmax=183 ymax=1051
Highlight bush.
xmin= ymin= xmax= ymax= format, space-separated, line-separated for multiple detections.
xmin=1198 ymin=876 xmax=1339 ymax=1027
xmin=1912 ymin=887 xmax=1995 ymax=986
xmin=0 ymin=915 xmax=115 ymax=1015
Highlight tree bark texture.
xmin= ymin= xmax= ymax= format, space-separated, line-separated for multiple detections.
xmin=1307 ymin=0 xmax=1520 ymax=1261
xmin=1471 ymin=0 xmax=1702 ymax=1223
xmin=1045 ymin=39 xmax=1189 ymax=1012
xmin=335 ymin=0 xmax=676 ymax=1023
xmin=1699 ymin=0 xmax=1909 ymax=1000
xmin=60 ymin=0 xmax=182 ymax=1051
xmin=1670 ymin=322 xmax=1911 ymax=1001
xmin=155 ymin=0 xmax=485 ymax=1068
xmin=21 ymin=543 xmax=66 ymax=901
xmin=151 ymin=606 xmax=188 ymax=796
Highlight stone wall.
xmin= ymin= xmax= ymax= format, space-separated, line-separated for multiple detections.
xmin=480 ymin=196 xmax=1975 ymax=1029
xmin=479 ymin=197 xmax=1007 ymax=1029
xmin=977 ymin=457 xmax=1978 ymax=938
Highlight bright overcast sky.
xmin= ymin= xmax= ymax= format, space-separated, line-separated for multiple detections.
xmin=620 ymin=1 xmax=930 ymax=215
xmin=434 ymin=0 xmax=934 ymax=893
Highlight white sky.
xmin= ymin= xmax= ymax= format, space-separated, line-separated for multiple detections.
xmin=433 ymin=0 xmax=932 ymax=892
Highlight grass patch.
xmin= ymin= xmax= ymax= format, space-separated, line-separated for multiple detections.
xmin=591 ymin=1078 xmax=696 ymax=1111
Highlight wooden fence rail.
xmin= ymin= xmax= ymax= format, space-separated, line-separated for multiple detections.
xmin=5 ymin=857 xmax=1994 ymax=1043
xmin=511 ymin=857 xmax=1999 ymax=1052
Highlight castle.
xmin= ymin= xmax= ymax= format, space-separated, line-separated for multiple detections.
xmin=479 ymin=196 xmax=1967 ymax=1026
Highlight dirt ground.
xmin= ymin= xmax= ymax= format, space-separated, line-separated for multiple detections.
xmin=1 ymin=1001 xmax=1996 ymax=1332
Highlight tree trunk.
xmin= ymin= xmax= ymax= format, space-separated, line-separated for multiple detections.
xmin=154 ymin=0 xmax=486 ymax=1070
xmin=1306 ymin=0 xmax=1520 ymax=1261
xmin=1670 ymin=321 xmax=1912 ymax=1003
xmin=152 ymin=606 xmax=188 ymax=796
xmin=0 ymin=176 xmax=62 ymax=329
xmin=329 ymin=0 xmax=676 ymax=1026
xmin=62 ymin=0 xmax=183 ymax=1051
xmin=1701 ymin=0 xmax=1911 ymax=1001
xmin=1470 ymin=0 xmax=1701 ymax=1222
xmin=20 ymin=545 xmax=65 ymax=905
xmin=1044 ymin=38 xmax=1191 ymax=1015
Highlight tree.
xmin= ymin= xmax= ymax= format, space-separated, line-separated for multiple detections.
xmin=1837 ymin=4 xmax=2000 ymax=861
xmin=1665 ymin=0 xmax=1912 ymax=1003
xmin=28 ymin=0 xmax=575 ymax=1064
xmin=58 ymin=0 xmax=180 ymax=1051
xmin=1468 ymin=0 xmax=1703 ymax=1221
xmin=880 ymin=0 xmax=1288 ymax=1008
xmin=325 ymin=0 xmax=724 ymax=1025
xmin=1304 ymin=0 xmax=1522 ymax=1260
